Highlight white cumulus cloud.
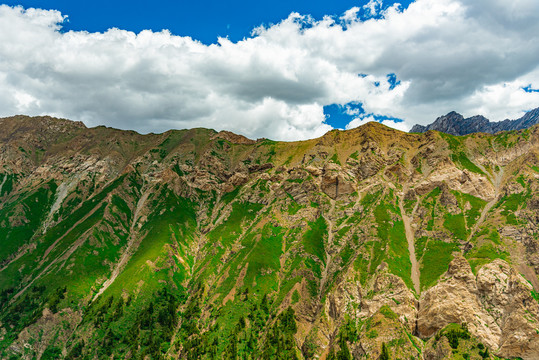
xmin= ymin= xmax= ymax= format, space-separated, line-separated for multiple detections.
xmin=0 ymin=1 xmax=538 ymax=140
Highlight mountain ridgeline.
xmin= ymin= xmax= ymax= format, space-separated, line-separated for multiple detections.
xmin=0 ymin=115 xmax=539 ymax=359
xmin=411 ymin=107 xmax=539 ymax=136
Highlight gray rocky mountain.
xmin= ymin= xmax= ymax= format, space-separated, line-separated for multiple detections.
xmin=411 ymin=107 xmax=539 ymax=135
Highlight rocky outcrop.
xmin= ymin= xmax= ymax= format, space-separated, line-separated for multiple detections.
xmin=416 ymin=162 xmax=496 ymax=201
xmin=360 ymin=273 xmax=417 ymax=332
xmin=418 ymin=256 xmax=539 ymax=359
xmin=477 ymin=260 xmax=539 ymax=359
xmin=320 ymin=163 xmax=355 ymax=200
xmin=418 ymin=256 xmax=501 ymax=347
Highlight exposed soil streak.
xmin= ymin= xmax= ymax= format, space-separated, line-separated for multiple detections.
xmin=399 ymin=196 xmax=420 ymax=294
xmin=92 ymin=190 xmax=150 ymax=301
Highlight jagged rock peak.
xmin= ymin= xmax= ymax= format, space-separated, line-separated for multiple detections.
xmin=411 ymin=106 xmax=539 ymax=135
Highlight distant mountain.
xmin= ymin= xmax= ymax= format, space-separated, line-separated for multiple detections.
xmin=411 ymin=107 xmax=539 ymax=135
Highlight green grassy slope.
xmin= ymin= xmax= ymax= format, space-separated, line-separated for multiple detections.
xmin=0 ymin=116 xmax=537 ymax=359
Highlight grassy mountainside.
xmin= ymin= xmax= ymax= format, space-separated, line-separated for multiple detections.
xmin=0 ymin=115 xmax=538 ymax=359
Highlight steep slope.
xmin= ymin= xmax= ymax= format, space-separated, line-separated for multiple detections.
xmin=411 ymin=107 xmax=539 ymax=135
xmin=0 ymin=115 xmax=538 ymax=359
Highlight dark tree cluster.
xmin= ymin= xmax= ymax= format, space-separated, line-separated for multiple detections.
xmin=71 ymin=288 xmax=180 ymax=359
xmin=2 ymin=285 xmax=46 ymax=333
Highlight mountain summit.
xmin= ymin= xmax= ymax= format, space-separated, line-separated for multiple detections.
xmin=411 ymin=107 xmax=539 ymax=135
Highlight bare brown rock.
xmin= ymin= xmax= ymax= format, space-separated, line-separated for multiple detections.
xmin=418 ymin=256 xmax=539 ymax=359
xmin=418 ymin=255 xmax=501 ymax=349
xmin=360 ymin=273 xmax=418 ymax=332
xmin=477 ymin=260 xmax=539 ymax=359
xmin=321 ymin=164 xmax=355 ymax=200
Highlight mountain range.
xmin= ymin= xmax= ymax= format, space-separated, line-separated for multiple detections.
xmin=0 ymin=114 xmax=538 ymax=359
xmin=410 ymin=107 xmax=539 ymax=136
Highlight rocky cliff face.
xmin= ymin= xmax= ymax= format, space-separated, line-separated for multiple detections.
xmin=0 ymin=115 xmax=538 ymax=359
xmin=411 ymin=107 xmax=539 ymax=135
xmin=418 ymin=256 xmax=539 ymax=358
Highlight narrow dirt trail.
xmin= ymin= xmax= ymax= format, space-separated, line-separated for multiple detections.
xmin=399 ymin=197 xmax=420 ymax=294
xmin=467 ymin=167 xmax=504 ymax=242
xmin=93 ymin=190 xmax=150 ymax=301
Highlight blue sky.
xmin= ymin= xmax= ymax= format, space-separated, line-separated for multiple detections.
xmin=1 ymin=0 xmax=412 ymax=44
xmin=1 ymin=0 xmax=413 ymax=132
xmin=0 ymin=0 xmax=538 ymax=140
